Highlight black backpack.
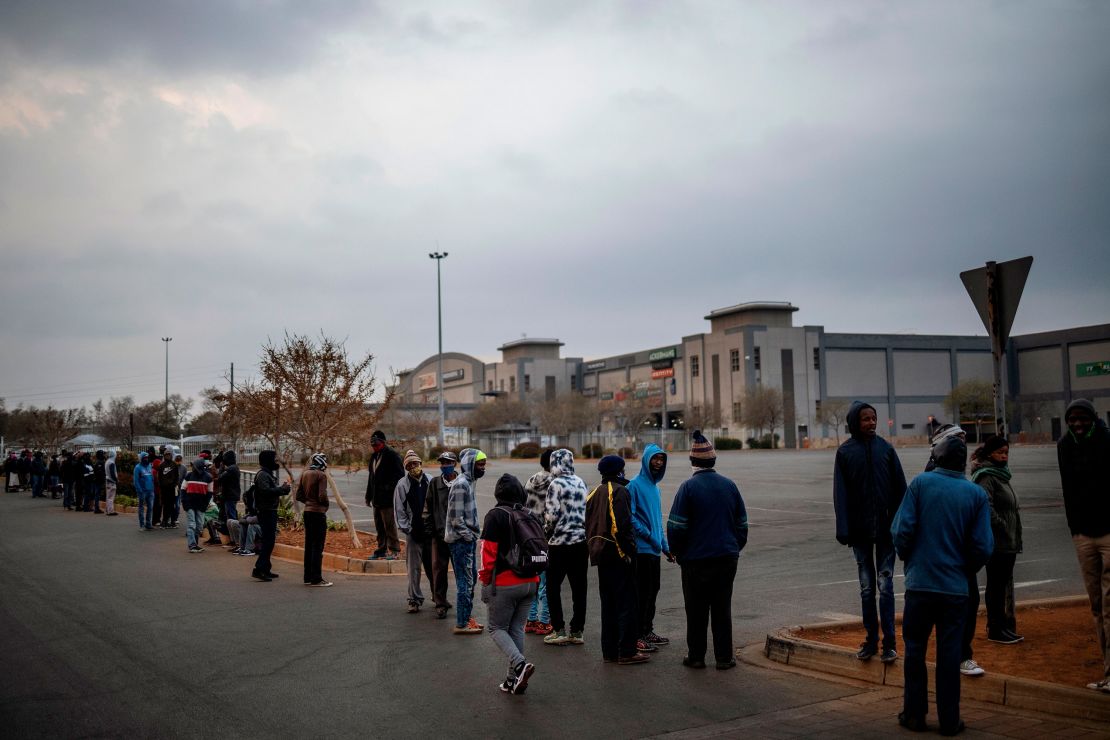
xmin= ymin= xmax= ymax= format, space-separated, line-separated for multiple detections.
xmin=495 ymin=504 xmax=549 ymax=578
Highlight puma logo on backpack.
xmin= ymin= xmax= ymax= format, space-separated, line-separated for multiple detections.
xmin=497 ymin=504 xmax=549 ymax=578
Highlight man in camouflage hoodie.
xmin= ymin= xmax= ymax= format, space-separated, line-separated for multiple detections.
xmin=542 ymin=448 xmax=590 ymax=646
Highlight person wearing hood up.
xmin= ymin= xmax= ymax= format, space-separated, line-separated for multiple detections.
xmin=446 ymin=448 xmax=487 ymax=634
xmin=133 ymin=452 xmax=155 ymax=530
xmin=395 ymin=450 xmax=432 ymax=610
xmin=182 ymin=457 xmax=214 ymax=553
xmin=832 ymin=401 xmax=908 ymax=664
xmin=104 ymin=450 xmax=118 ymax=516
xmin=157 ymin=449 xmax=180 ymax=529
xmin=1056 ymin=398 xmax=1110 ymax=693
xmin=296 ymin=453 xmax=332 ymax=587
xmin=365 ymin=430 xmax=405 ymax=561
xmin=542 ymin=448 xmax=590 ymax=646
xmin=217 ymin=450 xmax=242 ymax=524
xmin=628 ymin=443 xmax=674 ymax=652
xmin=523 ymin=448 xmax=555 ymax=635
xmin=666 ymin=431 xmax=748 ymax=670
xmin=90 ymin=450 xmax=106 ymax=513
xmin=971 ymin=436 xmax=1023 ymax=647
xmin=30 ymin=451 xmax=47 ymax=498
xmin=891 ymin=434 xmax=993 ymax=736
xmin=423 ymin=451 xmax=459 ymax=619
xmin=587 ymin=455 xmax=646 ymax=665
xmin=252 ymin=450 xmax=291 ymax=581
xmin=478 ymin=473 xmax=539 ymax=694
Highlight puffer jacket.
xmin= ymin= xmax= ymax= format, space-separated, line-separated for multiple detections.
xmin=971 ymin=461 xmax=1022 ymax=554
xmin=833 ymin=401 xmax=908 ymax=546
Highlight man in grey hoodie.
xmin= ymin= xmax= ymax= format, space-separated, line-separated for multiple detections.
xmin=446 ymin=448 xmax=487 ymax=634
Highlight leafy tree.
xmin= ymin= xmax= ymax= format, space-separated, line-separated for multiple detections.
xmin=945 ymin=379 xmax=994 ymax=441
xmin=816 ymin=399 xmax=850 ymax=445
xmin=220 ymin=332 xmax=392 ymax=547
xmin=741 ymin=385 xmax=784 ymax=444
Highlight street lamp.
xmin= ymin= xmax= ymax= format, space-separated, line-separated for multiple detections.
xmin=428 ymin=252 xmax=448 ymax=446
xmin=161 ymin=337 xmax=172 ymax=420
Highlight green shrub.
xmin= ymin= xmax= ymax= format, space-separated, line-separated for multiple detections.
xmin=325 ymin=518 xmax=348 ymax=532
xmin=618 ymin=446 xmax=635 ymax=459
xmin=114 ymin=450 xmax=140 ymax=498
xmin=580 ymin=443 xmax=603 ymax=459
xmin=714 ymin=437 xmax=743 ymax=450
xmin=114 ymin=494 xmax=138 ymax=508
xmin=511 ymin=442 xmax=540 ymax=459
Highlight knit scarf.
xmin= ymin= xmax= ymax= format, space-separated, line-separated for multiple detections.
xmin=971 ymin=464 xmax=1011 ymax=483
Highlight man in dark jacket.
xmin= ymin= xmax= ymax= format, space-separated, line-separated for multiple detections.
xmin=586 ymin=455 xmax=645 ymax=665
xmin=157 ymin=449 xmax=180 ymax=529
xmin=666 ymin=432 xmax=749 ymax=670
xmin=30 ymin=451 xmax=47 ymax=498
xmin=423 ymin=451 xmax=458 ymax=618
xmin=218 ymin=451 xmax=242 ymax=523
xmin=1057 ymin=398 xmax=1110 ymax=693
xmin=253 ymin=450 xmax=290 ymax=581
xmin=833 ymin=401 xmax=908 ymax=663
xmin=365 ymin=430 xmax=404 ymax=560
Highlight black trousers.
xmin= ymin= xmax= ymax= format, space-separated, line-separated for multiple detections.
xmin=159 ymin=488 xmax=176 ymax=527
xmin=303 ymin=511 xmax=327 ymax=584
xmin=961 ymin=570 xmax=980 ymax=661
xmin=985 ymin=552 xmax=1017 ymax=634
xmin=903 ymin=590 xmax=966 ymax=733
xmin=680 ymin=556 xmax=738 ymax=663
xmin=255 ymin=510 xmax=278 ymax=575
xmin=547 ymin=541 xmax=588 ymax=633
xmin=636 ymin=554 xmax=661 ymax=636
xmin=428 ymin=534 xmax=451 ymax=608
xmin=598 ymin=554 xmax=639 ymax=660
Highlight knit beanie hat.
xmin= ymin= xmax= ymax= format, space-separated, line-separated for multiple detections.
xmin=974 ymin=435 xmax=1008 ymax=460
xmin=309 ymin=453 xmax=328 ymax=470
xmin=930 ymin=423 xmax=965 ymax=448
xmin=371 ymin=430 xmax=387 ymax=444
xmin=690 ymin=430 xmax=716 ymax=468
xmin=403 ymin=450 xmax=421 ymax=469
xmin=597 ymin=454 xmax=625 ymax=478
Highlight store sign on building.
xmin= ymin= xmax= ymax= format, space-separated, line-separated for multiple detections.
xmin=651 ymin=367 xmax=675 ymax=379
xmin=584 ymin=360 xmax=607 ymax=371
xmin=651 ymin=359 xmax=673 ymax=370
xmin=600 ymin=391 xmax=614 ymax=400
xmin=648 ymin=347 xmax=677 ymax=362
xmin=416 ymin=372 xmax=437 ymax=391
xmin=1077 ymin=361 xmax=1110 ymax=377
xmin=442 ymin=368 xmax=465 ymax=383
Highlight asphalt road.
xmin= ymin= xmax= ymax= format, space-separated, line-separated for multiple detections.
xmin=0 ymin=445 xmax=1080 ymax=739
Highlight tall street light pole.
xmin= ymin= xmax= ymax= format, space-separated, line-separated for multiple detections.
xmin=429 ymin=252 xmax=448 ymax=446
xmin=161 ymin=337 xmax=172 ymax=420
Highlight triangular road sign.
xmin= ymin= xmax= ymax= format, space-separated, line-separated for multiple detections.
xmin=959 ymin=256 xmax=1033 ymax=345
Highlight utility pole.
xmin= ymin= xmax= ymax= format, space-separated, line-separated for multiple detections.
xmin=429 ymin=251 xmax=449 ymax=446
xmin=161 ymin=337 xmax=172 ymax=420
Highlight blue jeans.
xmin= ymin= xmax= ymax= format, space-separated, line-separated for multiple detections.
xmin=449 ymin=540 xmax=477 ymax=628
xmin=852 ymin=542 xmax=896 ymax=650
xmin=528 ymin=571 xmax=550 ymax=623
xmin=224 ymin=500 xmax=239 ymax=523
xmin=186 ymin=508 xmax=206 ymax=548
xmin=31 ymin=475 xmax=44 ymax=497
xmin=63 ymin=481 xmax=75 ymax=508
xmin=902 ymin=590 xmax=967 ymax=733
xmin=137 ymin=490 xmax=154 ymax=528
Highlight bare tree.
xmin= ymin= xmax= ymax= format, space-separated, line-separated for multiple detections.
xmin=945 ymin=379 xmax=994 ymax=441
xmin=8 ymin=405 xmax=87 ymax=450
xmin=532 ymin=392 xmax=595 ymax=444
xmin=684 ymin=404 xmax=722 ymax=435
xmin=608 ymin=390 xmax=657 ymax=442
xmin=221 ymin=332 xmax=394 ymax=547
xmin=816 ymin=399 xmax=850 ymax=445
xmin=464 ymin=398 xmax=531 ymax=433
xmin=741 ymin=386 xmax=784 ymax=444
xmin=92 ymin=396 xmax=137 ymax=448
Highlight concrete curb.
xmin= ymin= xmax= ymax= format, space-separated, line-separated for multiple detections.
xmin=762 ymin=596 xmax=1110 ymax=723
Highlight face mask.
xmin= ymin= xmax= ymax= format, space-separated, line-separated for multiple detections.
xmin=371 ymin=441 xmax=384 ymax=453
xmin=474 ymin=466 xmax=486 ymax=480
xmin=408 ymin=465 xmax=423 ymax=479
xmin=440 ymin=465 xmax=455 ymax=476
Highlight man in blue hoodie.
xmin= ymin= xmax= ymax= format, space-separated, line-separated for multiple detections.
xmin=133 ymin=452 xmax=155 ymax=531
xmin=628 ymin=443 xmax=674 ymax=651
xmin=833 ymin=401 xmax=908 ymax=664
xmin=892 ymin=435 xmax=993 ymax=736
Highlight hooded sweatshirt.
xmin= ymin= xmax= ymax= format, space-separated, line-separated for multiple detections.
xmin=628 ymin=443 xmax=669 ymax=556
xmin=1057 ymin=398 xmax=1110 ymax=537
xmin=182 ymin=459 xmax=214 ymax=511
xmin=524 ymin=467 xmax=553 ymax=519
xmin=833 ymin=401 xmax=908 ymax=546
xmin=543 ymin=449 xmax=589 ymax=546
xmin=445 ymin=448 xmax=482 ymax=544
xmin=133 ymin=454 xmax=154 ymax=496
xmin=295 ymin=465 xmax=330 ymax=514
xmin=479 ymin=474 xmax=541 ymax=588
xmin=105 ymin=451 xmax=117 ymax=485
xmin=218 ymin=451 xmax=242 ymax=501
xmin=254 ymin=450 xmax=287 ymax=512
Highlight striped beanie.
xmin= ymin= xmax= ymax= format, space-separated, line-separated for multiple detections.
xmin=690 ymin=430 xmax=716 ymax=468
xmin=310 ymin=453 xmax=327 ymax=470
xmin=403 ymin=450 xmax=422 ymax=469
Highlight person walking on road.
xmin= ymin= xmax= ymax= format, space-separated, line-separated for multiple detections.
xmin=1056 ymin=398 xmax=1110 ymax=694
xmin=892 ymin=434 xmax=993 ymax=736
xmin=628 ymin=442 xmax=673 ymax=652
xmin=133 ymin=452 xmax=155 ymax=530
xmin=295 ymin=453 xmax=332 ymax=587
xmin=479 ymin=473 xmax=538 ymax=694
xmin=971 ymin=437 xmax=1023 ymax=649
xmin=523 ymin=448 xmax=554 ymax=636
xmin=667 ymin=431 xmax=748 ymax=670
xmin=446 ymin=448 xmax=486 ymax=634
xmin=365 ymin=430 xmax=404 ymax=561
xmin=587 ymin=455 xmax=647 ymax=665
xmin=542 ymin=448 xmax=590 ymax=647
xmin=395 ymin=450 xmax=432 ymax=611
xmin=253 ymin=450 xmax=290 ymax=582
xmin=833 ymin=401 xmax=907 ymax=664
xmin=423 ymin=451 xmax=458 ymax=619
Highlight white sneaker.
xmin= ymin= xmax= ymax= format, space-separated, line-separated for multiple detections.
xmin=1085 ymin=678 xmax=1110 ymax=693
xmin=960 ymin=659 xmax=985 ymax=676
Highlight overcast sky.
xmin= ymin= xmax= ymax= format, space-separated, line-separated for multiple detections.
xmin=1 ymin=1 xmax=1108 ymax=412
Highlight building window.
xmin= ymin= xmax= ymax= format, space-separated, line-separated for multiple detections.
xmin=691 ymin=355 xmax=700 ymax=378
xmin=901 ymin=423 xmax=915 ymax=430
xmin=571 ymin=374 xmax=577 ymax=390
xmin=730 ymin=349 xmax=740 ymax=372
xmin=524 ymin=374 xmax=531 ymax=393
xmin=753 ymin=347 xmax=761 ymax=370
xmin=813 ymin=347 xmax=820 ymax=370
xmin=510 ymin=376 xmax=516 ymax=393
xmin=732 ymin=401 xmax=742 ymax=421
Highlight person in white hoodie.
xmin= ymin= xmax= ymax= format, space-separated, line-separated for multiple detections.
xmin=542 ymin=449 xmax=590 ymax=646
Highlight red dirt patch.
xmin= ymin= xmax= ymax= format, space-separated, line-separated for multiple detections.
xmin=790 ymin=602 xmax=1104 ymax=688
